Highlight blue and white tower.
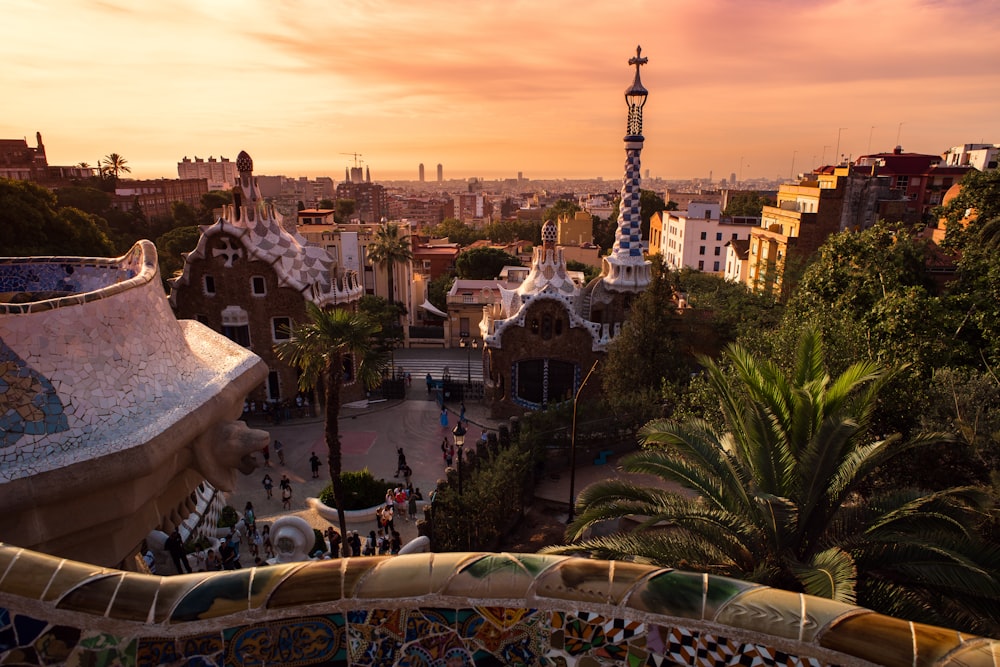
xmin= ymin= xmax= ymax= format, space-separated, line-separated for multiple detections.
xmin=600 ymin=45 xmax=652 ymax=292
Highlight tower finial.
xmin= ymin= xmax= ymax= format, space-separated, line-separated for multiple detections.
xmin=629 ymin=45 xmax=647 ymax=73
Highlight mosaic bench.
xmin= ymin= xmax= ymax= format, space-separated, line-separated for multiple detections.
xmin=0 ymin=543 xmax=996 ymax=666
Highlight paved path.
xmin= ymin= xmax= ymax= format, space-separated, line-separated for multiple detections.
xmin=228 ymin=390 xmax=501 ymax=563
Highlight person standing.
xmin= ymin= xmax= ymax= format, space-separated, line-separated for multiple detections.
xmin=459 ymin=402 xmax=466 ymax=423
xmin=274 ymin=439 xmax=285 ymax=465
xmin=395 ymin=448 xmax=406 ymax=478
xmin=439 ymin=406 xmax=448 ymax=428
xmin=244 ymin=501 xmax=256 ymax=531
xmin=281 ymin=481 xmax=293 ymax=510
xmin=165 ymin=529 xmax=192 ymax=574
xmin=309 ymin=452 xmax=321 ymax=479
xmin=408 ymin=488 xmax=417 ymax=522
xmin=262 ymin=473 xmax=273 ymax=499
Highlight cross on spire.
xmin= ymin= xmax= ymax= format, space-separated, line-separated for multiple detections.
xmin=629 ymin=45 xmax=647 ymax=73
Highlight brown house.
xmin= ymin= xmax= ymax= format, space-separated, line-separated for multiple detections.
xmin=170 ymin=151 xmax=364 ymax=406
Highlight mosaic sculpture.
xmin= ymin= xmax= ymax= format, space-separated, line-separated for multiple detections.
xmin=0 ymin=241 xmax=269 ymax=566
xmin=0 ymin=545 xmax=997 ymax=666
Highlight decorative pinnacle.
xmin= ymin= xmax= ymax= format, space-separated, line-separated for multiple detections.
xmin=629 ymin=45 xmax=647 ymax=73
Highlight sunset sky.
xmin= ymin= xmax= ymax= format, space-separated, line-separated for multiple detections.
xmin=5 ymin=0 xmax=1000 ymax=184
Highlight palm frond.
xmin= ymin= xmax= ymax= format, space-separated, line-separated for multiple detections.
xmin=788 ymin=546 xmax=858 ymax=603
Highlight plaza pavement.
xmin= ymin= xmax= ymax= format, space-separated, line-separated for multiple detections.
xmin=227 ymin=388 xmax=502 ymax=562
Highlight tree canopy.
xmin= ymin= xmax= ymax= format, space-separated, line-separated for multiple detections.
xmin=723 ymin=191 xmax=774 ymax=217
xmin=455 ymin=246 xmax=521 ymax=279
xmin=0 ymin=178 xmax=114 ymax=256
xmin=429 ymin=218 xmax=484 ymax=246
xmin=552 ymin=330 xmax=1000 ymax=635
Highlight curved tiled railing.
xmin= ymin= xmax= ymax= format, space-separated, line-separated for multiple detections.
xmin=0 ymin=544 xmax=996 ymax=666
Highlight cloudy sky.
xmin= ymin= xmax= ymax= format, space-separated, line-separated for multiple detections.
xmin=4 ymin=0 xmax=999 ymax=183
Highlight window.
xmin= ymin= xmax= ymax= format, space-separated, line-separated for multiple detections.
xmin=732 ymin=233 xmax=739 ymax=240
xmin=272 ymin=317 xmax=291 ymax=341
xmin=459 ymin=317 xmax=469 ymax=337
xmin=698 ymin=260 xmax=704 ymax=270
xmin=716 ymin=232 xmax=723 ymax=241
xmin=422 ymin=260 xmax=432 ymax=270
xmin=714 ymin=247 xmax=721 ymax=256
xmin=267 ymin=371 xmax=280 ymax=401
xmin=894 ymin=175 xmax=909 ymax=189
xmin=222 ymin=325 xmax=251 ymax=347
xmin=462 ymin=293 xmax=473 ymax=304
xmin=713 ymin=261 xmax=720 ymax=271
xmin=700 ymin=231 xmax=707 ymax=240
xmin=251 ymin=276 xmax=266 ymax=296
xmin=699 ymin=246 xmax=705 ymax=255
xmin=203 ymin=275 xmax=215 ymax=295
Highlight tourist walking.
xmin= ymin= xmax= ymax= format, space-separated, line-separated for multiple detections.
xmin=262 ymin=473 xmax=273 ymax=499
xmin=309 ymin=452 xmax=321 ymax=479
xmin=281 ymin=480 xmax=293 ymax=510
xmin=273 ymin=439 xmax=285 ymax=465
xmin=164 ymin=529 xmax=192 ymax=575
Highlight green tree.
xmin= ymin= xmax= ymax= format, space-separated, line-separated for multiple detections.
xmin=601 ymin=255 xmax=686 ymax=422
xmin=455 ymin=246 xmax=521 ymax=279
xmin=550 ymin=330 xmax=1000 ymax=635
xmin=275 ymin=305 xmax=388 ymax=555
xmin=55 ymin=186 xmax=111 ymax=215
xmin=427 ymin=273 xmax=455 ymax=315
xmin=155 ymin=226 xmax=201 ymax=280
xmin=335 ymin=199 xmax=355 ymax=223
xmin=566 ymin=259 xmax=600 ymax=284
xmin=366 ymin=222 xmax=413 ymax=308
xmin=100 ymin=153 xmax=130 ymax=185
xmin=939 ymin=169 xmax=1000 ymax=369
xmin=0 ymin=178 xmax=114 ymax=256
xmin=430 ymin=218 xmax=484 ymax=246
xmin=543 ymin=199 xmax=581 ymax=223
xmin=198 ymin=190 xmax=233 ymax=225
xmin=723 ymin=191 xmax=774 ymax=217
xmin=317 ymin=198 xmax=335 ymax=210
xmin=639 ymin=189 xmax=666 ymax=240
xmin=484 ymin=219 xmax=540 ymax=244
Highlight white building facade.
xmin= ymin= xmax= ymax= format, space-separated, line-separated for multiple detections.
xmin=660 ymin=202 xmax=757 ymax=275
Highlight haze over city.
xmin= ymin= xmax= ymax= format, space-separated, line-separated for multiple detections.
xmin=5 ymin=0 xmax=1000 ymax=183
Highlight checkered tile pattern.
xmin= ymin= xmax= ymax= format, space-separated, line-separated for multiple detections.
xmin=612 ymin=148 xmax=645 ymax=258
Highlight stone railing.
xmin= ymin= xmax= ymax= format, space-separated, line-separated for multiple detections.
xmin=0 ymin=543 xmax=996 ymax=666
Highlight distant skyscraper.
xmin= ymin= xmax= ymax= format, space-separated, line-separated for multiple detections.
xmin=517 ymin=171 xmax=523 ymax=181
xmin=730 ymin=172 xmax=737 ymax=186
xmin=419 ymin=163 xmax=425 ymax=182
xmin=644 ymin=168 xmax=650 ymax=179
xmin=437 ymin=164 xmax=443 ymax=183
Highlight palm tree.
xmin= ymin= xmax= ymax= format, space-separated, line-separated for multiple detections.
xmin=366 ymin=222 xmax=413 ymax=309
xmin=274 ymin=304 xmax=387 ymax=555
xmin=547 ymin=330 xmax=1000 ymax=635
xmin=100 ymin=153 xmax=130 ymax=184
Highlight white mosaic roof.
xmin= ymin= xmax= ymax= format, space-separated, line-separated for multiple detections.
xmin=170 ymin=151 xmax=362 ymax=307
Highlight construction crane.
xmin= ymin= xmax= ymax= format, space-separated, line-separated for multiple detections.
xmin=339 ymin=152 xmax=363 ymax=167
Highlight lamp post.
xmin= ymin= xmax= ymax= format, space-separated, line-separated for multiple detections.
xmin=459 ymin=335 xmax=478 ymax=384
xmin=453 ymin=421 xmax=467 ymax=496
xmin=568 ymin=360 xmax=599 ymax=523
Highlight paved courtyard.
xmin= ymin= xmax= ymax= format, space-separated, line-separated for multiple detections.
xmin=227 ymin=390 xmax=500 ymax=560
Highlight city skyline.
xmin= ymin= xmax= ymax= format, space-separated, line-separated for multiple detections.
xmin=4 ymin=0 xmax=1000 ymax=184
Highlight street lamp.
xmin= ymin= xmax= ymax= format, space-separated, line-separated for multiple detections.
xmin=459 ymin=335 xmax=479 ymax=384
xmin=568 ymin=360 xmax=600 ymax=523
xmin=452 ymin=421 xmax=467 ymax=496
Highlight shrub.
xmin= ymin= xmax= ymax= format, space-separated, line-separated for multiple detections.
xmin=218 ymin=505 xmax=238 ymax=528
xmin=318 ymin=468 xmax=395 ymax=510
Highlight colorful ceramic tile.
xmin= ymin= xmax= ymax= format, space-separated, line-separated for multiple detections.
xmin=820 ymin=612 xmax=914 ymax=667
xmin=715 ymin=587 xmax=807 ymax=640
xmin=55 ymin=573 xmax=124 ymax=615
xmin=224 ymin=616 xmax=343 ymax=666
xmin=535 ymin=559 xmax=615 ymax=605
xmin=0 ymin=338 xmax=68 ymax=448
xmin=168 ymin=571 xmax=251 ymax=622
xmin=266 ymin=560 xmax=343 ymax=609
xmin=136 ymin=637 xmax=178 ymax=666
xmin=75 ymin=633 xmax=137 ymax=667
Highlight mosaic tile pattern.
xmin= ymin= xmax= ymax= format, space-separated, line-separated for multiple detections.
xmin=168 ymin=150 xmax=364 ymax=311
xmin=1 ymin=546 xmax=997 ymax=667
xmin=0 ymin=241 xmax=263 ymax=482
